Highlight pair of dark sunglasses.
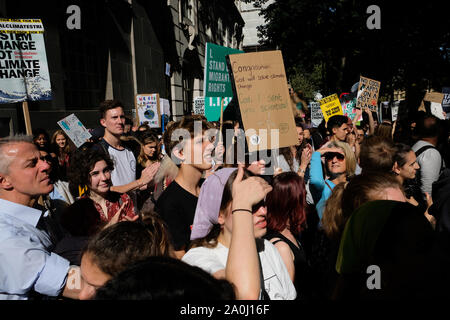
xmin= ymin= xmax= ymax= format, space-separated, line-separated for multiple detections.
xmin=324 ymin=152 xmax=345 ymax=161
xmin=252 ymin=199 xmax=266 ymax=213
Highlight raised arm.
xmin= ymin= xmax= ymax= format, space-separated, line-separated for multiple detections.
xmin=226 ymin=166 xmax=272 ymax=300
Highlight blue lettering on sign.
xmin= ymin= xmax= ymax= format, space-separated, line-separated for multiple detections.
xmin=61 ymin=121 xmax=70 ymax=130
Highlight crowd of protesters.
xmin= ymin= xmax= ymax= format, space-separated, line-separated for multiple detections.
xmin=1 ymin=92 xmax=450 ymax=301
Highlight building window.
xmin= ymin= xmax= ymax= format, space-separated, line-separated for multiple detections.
xmin=180 ymin=0 xmax=194 ymax=25
xmin=182 ymin=73 xmax=194 ymax=115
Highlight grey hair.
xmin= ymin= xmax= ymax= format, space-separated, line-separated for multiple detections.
xmin=0 ymin=135 xmax=34 ymax=174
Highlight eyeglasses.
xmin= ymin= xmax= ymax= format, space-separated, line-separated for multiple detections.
xmin=324 ymin=152 xmax=345 ymax=162
xmin=40 ymin=155 xmax=53 ymax=163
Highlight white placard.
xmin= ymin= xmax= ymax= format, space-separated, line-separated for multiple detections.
xmin=57 ymin=114 xmax=92 ymax=148
xmin=193 ymin=96 xmax=205 ymax=115
xmin=430 ymin=102 xmax=445 ymax=120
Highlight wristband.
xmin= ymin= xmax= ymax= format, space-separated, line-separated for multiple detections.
xmin=231 ymin=209 xmax=253 ymax=214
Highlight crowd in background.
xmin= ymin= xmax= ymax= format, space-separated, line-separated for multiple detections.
xmin=1 ymin=92 xmax=450 ymax=301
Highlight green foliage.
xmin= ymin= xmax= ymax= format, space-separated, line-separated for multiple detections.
xmin=255 ymin=0 xmax=450 ymax=108
xmin=288 ymin=64 xmax=324 ymax=102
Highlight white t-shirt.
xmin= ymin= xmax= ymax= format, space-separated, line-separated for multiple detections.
xmin=182 ymin=239 xmax=296 ymax=300
xmin=103 ymin=142 xmax=136 ymax=186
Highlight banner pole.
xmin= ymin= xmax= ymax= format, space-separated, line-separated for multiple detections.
xmin=219 ymin=97 xmax=224 ymax=144
xmin=22 ymin=101 xmax=32 ymax=135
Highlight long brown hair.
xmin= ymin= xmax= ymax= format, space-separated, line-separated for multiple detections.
xmin=137 ymin=132 xmax=159 ymax=167
xmin=321 ymin=182 xmax=348 ymax=241
xmin=51 ymin=129 xmax=71 ymax=155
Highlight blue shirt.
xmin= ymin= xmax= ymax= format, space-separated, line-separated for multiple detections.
xmin=0 ymin=199 xmax=70 ymax=300
xmin=309 ymin=152 xmax=335 ymax=220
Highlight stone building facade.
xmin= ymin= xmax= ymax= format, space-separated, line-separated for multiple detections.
xmin=0 ymin=0 xmax=244 ymax=136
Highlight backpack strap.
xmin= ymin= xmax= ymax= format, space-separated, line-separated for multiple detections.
xmin=415 ymin=145 xmax=436 ymax=158
xmin=415 ymin=145 xmax=444 ymax=172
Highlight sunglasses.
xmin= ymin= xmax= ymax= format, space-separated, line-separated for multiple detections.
xmin=252 ymin=199 xmax=266 ymax=213
xmin=324 ymin=152 xmax=345 ymax=162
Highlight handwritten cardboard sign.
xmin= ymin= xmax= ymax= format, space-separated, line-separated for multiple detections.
xmin=135 ymin=94 xmax=161 ymax=128
xmin=57 ymin=114 xmax=91 ymax=148
xmin=319 ymin=94 xmax=343 ymax=123
xmin=356 ymin=76 xmax=381 ymax=111
xmin=227 ymin=50 xmax=298 ymax=152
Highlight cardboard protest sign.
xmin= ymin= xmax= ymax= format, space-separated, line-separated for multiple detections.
xmin=135 ymin=94 xmax=161 ymax=128
xmin=356 ymin=76 xmax=381 ymax=111
xmin=0 ymin=18 xmax=52 ymax=103
xmin=319 ymin=94 xmax=343 ymax=123
xmin=418 ymin=91 xmax=444 ymax=113
xmin=227 ymin=50 xmax=298 ymax=152
xmin=203 ymin=42 xmax=243 ymax=121
xmin=310 ymin=102 xmax=323 ymax=127
xmin=57 ymin=114 xmax=92 ymax=148
xmin=193 ymin=96 xmax=205 ymax=115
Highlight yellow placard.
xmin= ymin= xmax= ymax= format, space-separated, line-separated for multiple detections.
xmin=319 ymin=93 xmax=343 ymax=123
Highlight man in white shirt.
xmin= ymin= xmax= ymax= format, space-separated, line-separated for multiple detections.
xmin=412 ymin=114 xmax=444 ymax=198
xmin=96 ymin=100 xmax=159 ymax=194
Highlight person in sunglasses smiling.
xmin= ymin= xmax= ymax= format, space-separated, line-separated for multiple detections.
xmin=309 ymin=141 xmax=356 ymax=221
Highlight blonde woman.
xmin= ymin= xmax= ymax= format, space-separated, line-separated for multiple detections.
xmin=309 ymin=140 xmax=356 ymax=220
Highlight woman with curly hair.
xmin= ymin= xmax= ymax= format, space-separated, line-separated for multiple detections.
xmin=68 ymin=146 xmax=138 ymax=224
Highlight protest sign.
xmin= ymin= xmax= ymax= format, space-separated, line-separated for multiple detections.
xmin=319 ymin=93 xmax=343 ymax=123
xmin=1 ymin=18 xmax=52 ymax=135
xmin=310 ymin=102 xmax=323 ymax=127
xmin=419 ymin=91 xmax=444 ymax=113
xmin=203 ymin=42 xmax=243 ymax=121
xmin=442 ymin=87 xmax=450 ymax=119
xmin=430 ymin=102 xmax=445 ymax=120
xmin=160 ymin=98 xmax=170 ymax=116
xmin=0 ymin=19 xmax=52 ymax=103
xmin=342 ymin=97 xmax=357 ymax=121
xmin=193 ymin=96 xmax=205 ymax=115
xmin=356 ymin=76 xmax=381 ymax=111
xmin=135 ymin=94 xmax=161 ymax=128
xmin=57 ymin=114 xmax=91 ymax=148
xmin=391 ymin=101 xmax=399 ymax=122
xmin=227 ymin=50 xmax=298 ymax=153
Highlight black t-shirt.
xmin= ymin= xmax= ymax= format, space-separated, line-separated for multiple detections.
xmin=155 ymin=181 xmax=198 ymax=251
